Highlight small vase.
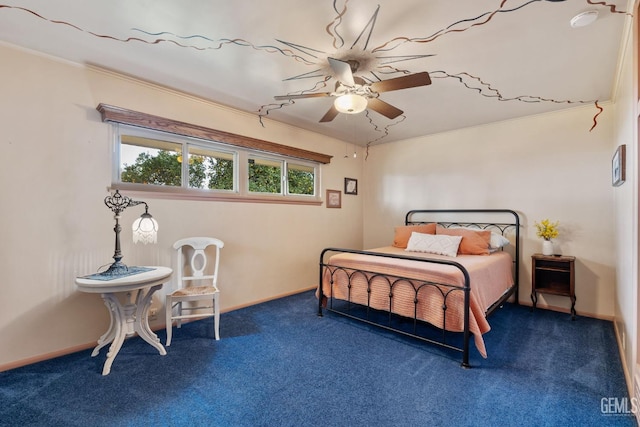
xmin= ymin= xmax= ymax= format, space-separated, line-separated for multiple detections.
xmin=542 ymin=239 xmax=554 ymax=256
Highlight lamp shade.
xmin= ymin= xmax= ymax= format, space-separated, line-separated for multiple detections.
xmin=132 ymin=213 xmax=158 ymax=244
xmin=334 ymin=94 xmax=367 ymax=114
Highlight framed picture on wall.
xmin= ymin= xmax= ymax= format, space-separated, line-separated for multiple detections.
xmin=344 ymin=177 xmax=358 ymax=195
xmin=326 ymin=189 xmax=341 ymax=208
xmin=612 ymin=144 xmax=626 ymax=187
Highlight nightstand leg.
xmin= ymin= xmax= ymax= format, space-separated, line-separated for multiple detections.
xmin=570 ymin=295 xmax=576 ymax=320
xmin=530 ymin=292 xmax=537 ymax=311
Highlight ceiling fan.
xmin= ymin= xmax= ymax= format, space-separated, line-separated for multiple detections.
xmin=274 ymin=57 xmax=432 ymax=123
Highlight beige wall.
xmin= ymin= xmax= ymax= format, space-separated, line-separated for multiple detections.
xmin=0 ymin=43 xmax=364 ymax=368
xmin=611 ymin=4 xmax=638 ymax=395
xmin=362 ymin=105 xmax=616 ymax=318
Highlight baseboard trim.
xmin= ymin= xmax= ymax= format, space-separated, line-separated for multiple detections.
xmin=613 ymin=321 xmax=633 ymax=397
xmin=517 ymin=300 xmax=614 ymax=322
xmin=223 ymin=286 xmax=317 ymax=313
xmin=0 ymin=286 xmax=318 ymax=373
xmin=0 ymin=342 xmax=97 ymax=373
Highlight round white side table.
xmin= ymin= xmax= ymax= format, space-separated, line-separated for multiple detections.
xmin=75 ymin=266 xmax=172 ymax=375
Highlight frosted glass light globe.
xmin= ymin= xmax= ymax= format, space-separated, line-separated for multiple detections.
xmin=334 ymin=94 xmax=367 ymax=114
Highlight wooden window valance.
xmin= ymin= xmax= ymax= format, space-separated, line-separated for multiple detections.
xmin=96 ymin=104 xmax=332 ymax=164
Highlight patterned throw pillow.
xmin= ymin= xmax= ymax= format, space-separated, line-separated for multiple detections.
xmin=405 ymin=232 xmax=463 ymax=257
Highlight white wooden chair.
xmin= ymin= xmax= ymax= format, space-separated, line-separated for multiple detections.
xmin=165 ymin=237 xmax=224 ymax=346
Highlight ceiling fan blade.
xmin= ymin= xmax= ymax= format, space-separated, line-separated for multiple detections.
xmin=367 ymin=98 xmax=403 ymax=119
xmin=328 ymin=57 xmax=355 ymax=86
xmin=274 ymin=92 xmax=332 ymax=101
xmin=319 ymin=105 xmax=340 ymax=122
xmin=369 ymin=72 xmax=431 ymax=93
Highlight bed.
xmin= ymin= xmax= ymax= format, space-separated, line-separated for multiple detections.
xmin=317 ymin=209 xmax=520 ymax=367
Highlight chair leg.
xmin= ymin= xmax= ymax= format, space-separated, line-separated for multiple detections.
xmin=214 ymin=295 xmax=220 ymax=340
xmin=165 ymin=296 xmax=173 ymax=347
xmin=177 ymin=301 xmax=183 ymax=329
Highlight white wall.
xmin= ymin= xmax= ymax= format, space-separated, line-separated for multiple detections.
xmin=362 ymin=105 xmax=616 ymax=318
xmin=0 ymin=43 xmax=364 ymax=368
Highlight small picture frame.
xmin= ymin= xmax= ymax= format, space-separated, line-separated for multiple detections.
xmin=344 ymin=178 xmax=358 ymax=195
xmin=326 ymin=189 xmax=341 ymax=208
xmin=612 ymin=144 xmax=626 ymax=187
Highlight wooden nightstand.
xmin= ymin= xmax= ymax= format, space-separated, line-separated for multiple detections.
xmin=531 ymin=254 xmax=576 ymax=319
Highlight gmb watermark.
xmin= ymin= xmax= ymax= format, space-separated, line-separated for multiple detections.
xmin=601 ymin=397 xmax=638 ymax=416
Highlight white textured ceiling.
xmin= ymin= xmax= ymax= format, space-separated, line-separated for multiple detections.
xmin=0 ymin=0 xmax=631 ymax=146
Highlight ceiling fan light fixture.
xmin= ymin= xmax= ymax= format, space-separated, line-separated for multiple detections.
xmin=334 ymin=94 xmax=368 ymax=114
xmin=570 ymin=10 xmax=599 ymax=28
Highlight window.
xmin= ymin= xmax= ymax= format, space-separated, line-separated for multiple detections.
xmin=246 ymin=157 xmax=316 ymax=196
xmin=187 ymin=146 xmax=235 ymax=191
xmin=248 ymin=156 xmax=282 ymax=194
xmin=119 ymin=127 xmax=237 ymax=191
xmin=287 ymin=163 xmax=315 ymax=195
xmin=120 ymin=134 xmax=183 ymax=187
xmin=114 ymin=124 xmax=320 ymax=204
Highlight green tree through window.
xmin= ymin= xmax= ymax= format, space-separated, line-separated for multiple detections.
xmin=121 ymin=151 xmax=182 ymax=186
xmin=207 ymin=157 xmax=233 ymax=190
xmin=288 ymin=168 xmax=314 ymax=195
xmin=121 ymin=150 xmax=233 ymax=189
xmin=248 ymin=159 xmax=281 ymax=193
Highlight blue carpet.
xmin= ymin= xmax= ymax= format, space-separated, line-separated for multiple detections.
xmin=0 ymin=290 xmax=634 ymax=427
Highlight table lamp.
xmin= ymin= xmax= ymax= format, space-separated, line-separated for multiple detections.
xmin=100 ymin=190 xmax=158 ymax=277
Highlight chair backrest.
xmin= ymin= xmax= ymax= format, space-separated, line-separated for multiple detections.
xmin=173 ymin=237 xmax=224 ymax=288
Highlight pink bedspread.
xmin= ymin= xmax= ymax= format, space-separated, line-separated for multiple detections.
xmin=320 ymin=246 xmax=514 ymax=358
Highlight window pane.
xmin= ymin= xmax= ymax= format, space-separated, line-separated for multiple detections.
xmin=120 ymin=135 xmax=181 ymax=186
xmin=188 ymin=146 xmax=235 ymax=191
xmin=287 ymin=163 xmax=315 ymax=195
xmin=248 ymin=157 xmax=282 ymax=194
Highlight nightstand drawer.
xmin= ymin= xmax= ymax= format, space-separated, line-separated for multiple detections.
xmin=535 ymin=259 xmax=572 ymax=271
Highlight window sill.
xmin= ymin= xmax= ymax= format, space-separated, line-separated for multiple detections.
xmin=110 ymin=183 xmax=323 ymax=206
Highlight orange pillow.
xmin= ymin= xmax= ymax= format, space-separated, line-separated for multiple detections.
xmin=436 ymin=226 xmax=491 ymax=255
xmin=393 ymin=223 xmax=436 ymax=248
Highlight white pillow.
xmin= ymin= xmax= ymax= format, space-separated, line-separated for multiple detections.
xmin=405 ymin=232 xmax=462 ymax=257
xmin=489 ymin=232 xmax=510 ymax=249
xmin=449 ymin=225 xmax=510 ymax=249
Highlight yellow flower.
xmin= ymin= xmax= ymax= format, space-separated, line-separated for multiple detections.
xmin=535 ymin=219 xmax=559 ymax=241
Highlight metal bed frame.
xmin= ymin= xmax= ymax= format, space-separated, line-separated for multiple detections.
xmin=318 ymin=209 xmax=520 ymax=367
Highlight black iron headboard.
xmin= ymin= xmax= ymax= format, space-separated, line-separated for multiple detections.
xmin=405 ymin=209 xmax=521 ymax=304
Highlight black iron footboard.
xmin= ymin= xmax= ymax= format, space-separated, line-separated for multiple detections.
xmin=318 ymin=248 xmax=474 ymax=367
xmin=317 ymin=209 xmax=520 ymax=368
